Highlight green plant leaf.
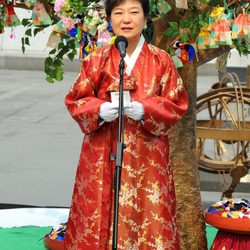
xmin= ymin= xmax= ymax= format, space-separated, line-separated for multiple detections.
xmin=181 ymin=32 xmax=189 ymax=43
xmin=25 ymin=37 xmax=30 ymax=45
xmin=179 ymin=20 xmax=191 ymax=29
xmin=68 ymin=52 xmax=75 ymax=61
xmin=25 ymin=28 xmax=32 ymax=37
xmin=55 ymin=68 xmax=63 ymax=81
xmin=162 ymin=28 xmax=179 ymax=38
xmin=54 ymin=59 xmax=62 ymax=67
xmin=46 ymin=75 xmax=54 ymax=83
xmin=58 ymin=42 xmax=65 ymax=50
xmin=21 ymin=18 xmax=31 ymax=26
xmin=49 ymin=49 xmax=57 ymax=55
xmin=44 ymin=57 xmax=53 ymax=73
xmin=33 ymin=28 xmax=41 ymax=36
xmin=168 ymin=22 xmax=179 ymax=31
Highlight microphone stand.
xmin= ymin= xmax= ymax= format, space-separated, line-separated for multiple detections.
xmin=112 ymin=54 xmax=126 ymax=250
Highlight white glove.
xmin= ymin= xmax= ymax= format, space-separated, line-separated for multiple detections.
xmin=99 ymin=102 xmax=118 ymax=122
xmin=124 ymin=101 xmax=144 ymax=121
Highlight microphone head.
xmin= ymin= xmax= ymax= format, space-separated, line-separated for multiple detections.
xmin=115 ymin=36 xmax=128 ymax=49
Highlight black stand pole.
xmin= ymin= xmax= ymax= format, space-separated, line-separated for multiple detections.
xmin=112 ymin=56 xmax=126 ymax=250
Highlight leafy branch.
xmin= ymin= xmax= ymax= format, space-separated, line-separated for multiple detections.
xmin=45 ymin=37 xmax=78 ymax=83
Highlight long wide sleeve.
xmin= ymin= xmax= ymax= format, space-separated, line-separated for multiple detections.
xmin=140 ymin=53 xmax=188 ymax=136
xmin=65 ymin=56 xmax=105 ymax=135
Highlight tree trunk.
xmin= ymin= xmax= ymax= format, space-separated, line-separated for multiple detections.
xmin=153 ymin=19 xmax=207 ymax=250
xmin=169 ymin=62 xmax=207 ymax=250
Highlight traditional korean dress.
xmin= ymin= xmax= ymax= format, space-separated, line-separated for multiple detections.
xmin=64 ymin=35 xmax=188 ymax=250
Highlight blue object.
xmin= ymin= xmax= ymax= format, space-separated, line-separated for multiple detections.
xmin=69 ymin=28 xmax=77 ymax=37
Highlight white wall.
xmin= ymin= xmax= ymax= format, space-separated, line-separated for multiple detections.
xmin=0 ymin=8 xmax=52 ymax=58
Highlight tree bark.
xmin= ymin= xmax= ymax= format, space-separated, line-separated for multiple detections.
xmin=153 ymin=18 xmax=207 ymax=250
xmin=169 ymin=62 xmax=207 ymax=250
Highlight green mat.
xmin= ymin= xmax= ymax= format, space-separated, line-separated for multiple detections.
xmin=0 ymin=225 xmax=218 ymax=250
xmin=0 ymin=226 xmax=51 ymax=250
xmin=206 ymin=224 xmax=218 ymax=249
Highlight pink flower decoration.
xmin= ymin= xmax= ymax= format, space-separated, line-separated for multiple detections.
xmin=61 ymin=16 xmax=74 ymax=30
xmin=54 ymin=0 xmax=66 ymax=13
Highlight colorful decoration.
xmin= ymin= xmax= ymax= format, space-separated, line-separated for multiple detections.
xmin=31 ymin=1 xmax=52 ymax=26
xmin=173 ymin=41 xmax=196 ymax=64
xmin=197 ymin=4 xmax=250 ymax=51
xmin=24 ymin=0 xmax=37 ymax=7
xmin=232 ymin=12 xmax=250 ymax=39
xmin=205 ymin=199 xmax=250 ymax=234
xmin=46 ymin=223 xmax=67 ymax=240
xmin=4 ymin=3 xmax=20 ymax=27
xmin=197 ymin=25 xmax=215 ymax=49
xmin=211 ymin=19 xmax=232 ymax=46
xmin=171 ymin=55 xmax=184 ymax=68
xmin=209 ymin=7 xmax=232 ymax=46
xmin=0 ymin=6 xmax=4 ymax=34
xmin=46 ymin=21 xmax=67 ymax=48
xmin=44 ymin=223 xmax=66 ymax=250
xmin=50 ymin=1 xmax=114 ymax=59
xmin=175 ymin=0 xmax=188 ymax=10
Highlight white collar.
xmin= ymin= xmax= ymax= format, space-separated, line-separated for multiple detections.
xmin=124 ymin=35 xmax=145 ymax=76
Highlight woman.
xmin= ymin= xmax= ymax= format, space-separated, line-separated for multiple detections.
xmin=64 ymin=0 xmax=188 ymax=249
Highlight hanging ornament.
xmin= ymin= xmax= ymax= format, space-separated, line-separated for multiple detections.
xmin=84 ymin=9 xmax=100 ymax=36
xmin=79 ymin=34 xmax=92 ymax=59
xmin=173 ymin=41 xmax=195 ymax=64
xmin=231 ymin=11 xmax=250 ymax=39
xmin=76 ymin=22 xmax=83 ymax=41
xmin=208 ymin=6 xmax=233 ymax=47
xmin=175 ymin=0 xmax=188 ymax=10
xmin=60 ymin=16 xmax=74 ymax=31
xmin=0 ymin=13 xmax=4 ymax=34
xmin=31 ymin=1 xmax=52 ymax=26
xmin=4 ymin=3 xmax=21 ymax=27
xmin=97 ymin=21 xmax=112 ymax=48
xmin=197 ymin=25 xmax=213 ymax=49
xmin=211 ymin=19 xmax=232 ymax=46
xmin=24 ymin=0 xmax=37 ymax=8
xmin=46 ymin=21 xmax=67 ymax=49
xmin=171 ymin=55 xmax=184 ymax=68
xmin=68 ymin=27 xmax=77 ymax=38
xmin=209 ymin=7 xmax=225 ymax=25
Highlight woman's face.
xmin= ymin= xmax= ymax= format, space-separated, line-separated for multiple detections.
xmin=110 ymin=0 xmax=146 ymax=44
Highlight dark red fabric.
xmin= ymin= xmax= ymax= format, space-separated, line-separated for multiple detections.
xmin=211 ymin=230 xmax=250 ymax=250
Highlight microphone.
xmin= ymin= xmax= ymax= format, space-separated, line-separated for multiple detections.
xmin=115 ymin=36 xmax=128 ymax=58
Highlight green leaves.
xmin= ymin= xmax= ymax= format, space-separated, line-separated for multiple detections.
xmin=162 ymin=22 xmax=179 ymax=38
xmin=179 ymin=20 xmax=191 ymax=29
xmin=181 ymin=32 xmax=189 ymax=43
xmin=44 ymin=38 xmax=78 ymax=83
xmin=44 ymin=55 xmax=64 ymax=83
xmin=21 ymin=18 xmax=32 ymax=27
xmin=161 ymin=4 xmax=211 ymax=43
xmin=25 ymin=28 xmax=32 ymax=37
xmin=233 ymin=39 xmax=250 ymax=56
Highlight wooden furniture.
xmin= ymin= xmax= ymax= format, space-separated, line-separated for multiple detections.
xmin=196 ymin=72 xmax=250 ymax=198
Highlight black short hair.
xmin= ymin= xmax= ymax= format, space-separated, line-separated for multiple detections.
xmin=105 ymin=0 xmax=150 ymax=19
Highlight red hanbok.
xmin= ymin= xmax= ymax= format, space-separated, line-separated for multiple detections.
xmin=64 ymin=39 xmax=188 ymax=249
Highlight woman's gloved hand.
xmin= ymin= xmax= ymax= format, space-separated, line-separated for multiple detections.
xmin=99 ymin=102 xmax=119 ymax=122
xmin=124 ymin=101 xmax=144 ymax=121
